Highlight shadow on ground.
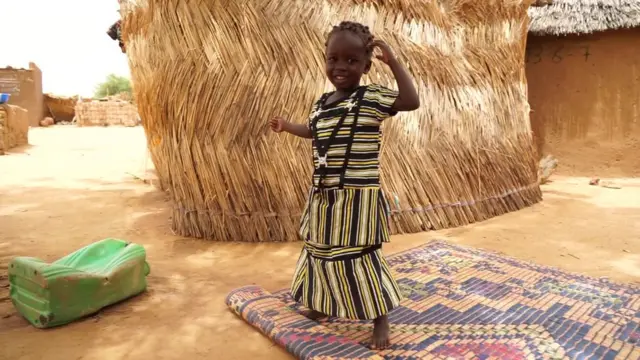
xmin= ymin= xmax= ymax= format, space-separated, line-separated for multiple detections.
xmin=0 ymin=178 xmax=297 ymax=359
xmin=0 ymin=177 xmax=638 ymax=360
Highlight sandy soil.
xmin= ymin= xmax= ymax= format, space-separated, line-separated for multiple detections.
xmin=543 ymin=137 xmax=640 ymax=178
xmin=1 ymin=126 xmax=638 ymax=360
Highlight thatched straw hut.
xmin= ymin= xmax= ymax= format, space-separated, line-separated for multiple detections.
xmin=529 ymin=0 xmax=640 ymax=35
xmin=120 ymin=0 xmax=542 ymax=242
xmin=43 ymin=94 xmax=77 ymax=123
xmin=527 ymin=1 xmax=640 ymax=176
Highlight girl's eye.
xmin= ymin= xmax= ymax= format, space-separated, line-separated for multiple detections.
xmin=348 ymin=59 xmax=357 ymax=64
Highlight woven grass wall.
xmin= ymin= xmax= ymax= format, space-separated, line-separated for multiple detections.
xmin=120 ymin=0 xmax=541 ymax=242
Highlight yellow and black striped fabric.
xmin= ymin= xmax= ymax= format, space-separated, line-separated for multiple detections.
xmin=307 ymin=84 xmax=398 ymax=189
xmin=291 ymin=84 xmax=402 ymax=320
xmin=299 ymin=84 xmax=398 ymax=247
xmin=299 ymin=187 xmax=392 ymax=247
xmin=290 ymin=241 xmax=403 ymax=320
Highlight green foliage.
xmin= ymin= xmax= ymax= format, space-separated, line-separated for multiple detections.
xmin=94 ymin=74 xmax=132 ymax=98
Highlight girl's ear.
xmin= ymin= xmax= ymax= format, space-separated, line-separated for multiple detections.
xmin=364 ymin=60 xmax=372 ymax=74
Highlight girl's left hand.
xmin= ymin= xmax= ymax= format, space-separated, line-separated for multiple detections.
xmin=370 ymin=39 xmax=395 ymax=65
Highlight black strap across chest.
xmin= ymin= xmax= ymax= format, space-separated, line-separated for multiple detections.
xmin=310 ymin=87 xmax=366 ymax=190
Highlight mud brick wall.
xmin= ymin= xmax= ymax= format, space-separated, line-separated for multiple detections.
xmin=0 ymin=104 xmax=29 ymax=155
xmin=0 ymin=63 xmax=44 ymax=127
xmin=75 ymin=100 xmax=140 ymax=127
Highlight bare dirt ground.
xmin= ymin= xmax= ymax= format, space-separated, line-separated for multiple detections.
xmin=543 ymin=137 xmax=640 ymax=178
xmin=1 ymin=126 xmax=638 ymax=360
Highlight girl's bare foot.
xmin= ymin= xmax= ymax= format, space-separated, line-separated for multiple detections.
xmin=303 ymin=310 xmax=327 ymax=321
xmin=372 ymin=315 xmax=390 ymax=349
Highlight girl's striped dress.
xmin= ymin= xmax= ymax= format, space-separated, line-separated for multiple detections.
xmin=291 ymin=84 xmax=403 ymax=320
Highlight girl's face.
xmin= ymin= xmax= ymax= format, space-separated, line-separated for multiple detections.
xmin=325 ymin=31 xmax=371 ymax=91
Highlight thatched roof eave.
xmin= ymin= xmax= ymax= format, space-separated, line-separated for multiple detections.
xmin=528 ymin=0 xmax=640 ymax=35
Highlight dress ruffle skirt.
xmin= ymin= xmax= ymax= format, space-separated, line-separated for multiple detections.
xmin=291 ymin=188 xmax=403 ymax=320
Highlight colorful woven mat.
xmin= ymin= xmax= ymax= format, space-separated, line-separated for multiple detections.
xmin=226 ymin=240 xmax=640 ymax=359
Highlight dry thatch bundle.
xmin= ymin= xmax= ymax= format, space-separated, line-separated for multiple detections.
xmin=43 ymin=94 xmax=77 ymax=122
xmin=120 ymin=0 xmax=542 ymax=242
xmin=75 ymin=100 xmax=140 ymax=127
xmin=529 ymin=0 xmax=640 ymax=35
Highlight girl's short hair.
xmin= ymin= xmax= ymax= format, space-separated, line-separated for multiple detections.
xmin=326 ymin=21 xmax=374 ymax=59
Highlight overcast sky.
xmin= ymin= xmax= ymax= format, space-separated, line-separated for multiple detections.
xmin=1 ymin=0 xmax=130 ymax=97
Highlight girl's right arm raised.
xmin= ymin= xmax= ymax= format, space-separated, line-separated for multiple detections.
xmin=269 ymin=116 xmax=312 ymax=139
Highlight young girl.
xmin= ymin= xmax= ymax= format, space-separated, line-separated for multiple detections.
xmin=269 ymin=21 xmax=420 ymax=349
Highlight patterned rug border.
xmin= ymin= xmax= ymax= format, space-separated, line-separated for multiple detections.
xmin=227 ymin=238 xmax=640 ymax=316
xmin=396 ymin=239 xmax=640 ymax=291
xmin=225 ymin=285 xmax=384 ymax=359
xmin=227 ymin=239 xmax=639 ymax=359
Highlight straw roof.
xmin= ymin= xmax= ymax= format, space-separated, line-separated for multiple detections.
xmin=120 ymin=0 xmax=541 ymax=242
xmin=529 ymin=0 xmax=640 ymax=35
